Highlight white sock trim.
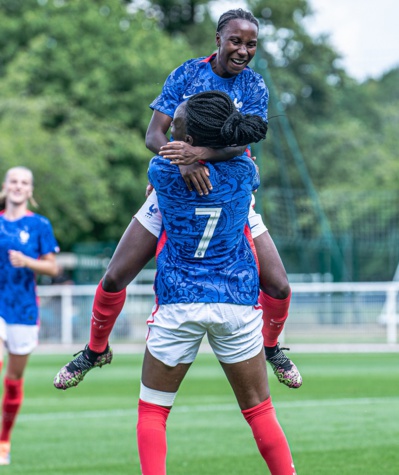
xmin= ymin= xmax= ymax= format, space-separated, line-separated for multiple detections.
xmin=140 ymin=382 xmax=177 ymax=407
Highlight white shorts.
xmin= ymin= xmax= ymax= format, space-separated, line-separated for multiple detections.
xmin=135 ymin=191 xmax=267 ymax=239
xmin=146 ymin=302 xmax=264 ymax=366
xmin=0 ymin=317 xmax=39 ymax=355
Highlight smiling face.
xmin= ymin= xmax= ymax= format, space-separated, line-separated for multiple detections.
xmin=3 ymin=167 xmax=34 ymax=207
xmin=213 ymin=19 xmax=258 ymax=78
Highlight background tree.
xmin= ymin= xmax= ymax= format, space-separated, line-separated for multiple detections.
xmin=0 ymin=0 xmax=194 ymax=249
xmin=0 ymin=0 xmax=397 ymax=280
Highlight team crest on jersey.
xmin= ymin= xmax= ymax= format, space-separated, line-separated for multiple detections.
xmin=233 ymin=98 xmax=243 ymax=110
xmin=19 ymin=230 xmax=30 ymax=244
xmin=145 ymin=203 xmax=159 ymax=219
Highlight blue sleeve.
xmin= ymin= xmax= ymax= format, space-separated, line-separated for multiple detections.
xmin=38 ymin=216 xmax=60 ymax=256
xmin=241 ymin=70 xmax=269 ymax=122
xmin=149 ymin=59 xmax=197 ymax=118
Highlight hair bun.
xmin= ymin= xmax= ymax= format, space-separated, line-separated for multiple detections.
xmin=221 ymin=111 xmax=243 ymax=145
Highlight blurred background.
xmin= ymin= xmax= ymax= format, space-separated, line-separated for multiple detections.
xmin=1 ymin=0 xmax=398 ymax=349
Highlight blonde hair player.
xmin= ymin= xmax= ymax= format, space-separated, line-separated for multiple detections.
xmin=0 ymin=166 xmax=59 ymax=465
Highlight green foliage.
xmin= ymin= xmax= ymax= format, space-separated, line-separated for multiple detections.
xmin=0 ymin=0 xmax=194 ymax=250
xmin=242 ymin=1 xmax=399 ymax=280
xmin=0 ymin=0 xmax=397 ymax=279
xmin=0 ymin=97 xmax=148 ymax=248
xmin=0 ymin=0 xmax=190 ymax=130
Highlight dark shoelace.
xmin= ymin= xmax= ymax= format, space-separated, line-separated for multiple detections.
xmin=267 ymin=347 xmax=292 ymax=370
xmin=67 ymin=351 xmax=94 ymax=372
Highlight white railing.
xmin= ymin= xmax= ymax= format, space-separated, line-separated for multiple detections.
xmin=37 ymin=281 xmax=399 ymax=346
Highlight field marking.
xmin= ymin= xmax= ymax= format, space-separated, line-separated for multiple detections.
xmin=19 ymin=396 xmax=399 ymax=422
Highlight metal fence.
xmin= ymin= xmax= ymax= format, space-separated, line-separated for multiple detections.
xmin=37 ymin=278 xmax=399 ymax=346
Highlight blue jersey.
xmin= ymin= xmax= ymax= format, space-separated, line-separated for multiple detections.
xmin=150 ymin=54 xmax=269 ymax=122
xmin=0 ymin=212 xmax=59 ymax=325
xmin=148 ymin=154 xmax=260 ymax=305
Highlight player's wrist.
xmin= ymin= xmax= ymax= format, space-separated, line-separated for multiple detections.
xmin=195 ymin=147 xmax=211 ymax=162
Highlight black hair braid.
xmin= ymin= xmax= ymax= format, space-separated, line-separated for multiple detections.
xmin=217 ymin=8 xmax=259 ymax=33
xmin=221 ymin=113 xmax=267 ymax=146
xmin=186 ymin=92 xmax=235 ymax=147
xmin=186 ymin=91 xmax=267 ymax=148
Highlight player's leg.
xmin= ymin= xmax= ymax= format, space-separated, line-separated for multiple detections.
xmin=0 ymin=319 xmax=5 ymax=375
xmin=208 ymin=304 xmax=295 ymax=474
xmin=88 ymin=191 xmax=160 ymax=352
xmin=137 ymin=303 xmax=205 ymax=475
xmin=137 ymin=350 xmax=192 ymax=475
xmin=0 ymin=353 xmax=29 ymax=465
xmin=0 ymin=323 xmax=38 ymax=464
xmin=253 ymin=231 xmax=302 ymax=388
xmin=220 ymin=351 xmax=296 ymax=475
xmin=54 ymin=202 xmax=159 ymax=390
xmin=249 ymin=201 xmax=302 ymax=388
xmin=102 ymin=218 xmax=158 ymax=293
xmin=89 ymin=218 xmax=157 ymax=349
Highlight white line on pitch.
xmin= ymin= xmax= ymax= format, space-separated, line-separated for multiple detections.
xmin=18 ymin=396 xmax=399 ymax=422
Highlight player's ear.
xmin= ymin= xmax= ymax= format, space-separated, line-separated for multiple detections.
xmin=186 ymin=135 xmax=194 ymax=145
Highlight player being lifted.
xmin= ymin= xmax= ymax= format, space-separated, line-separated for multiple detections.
xmin=54 ymin=8 xmax=302 ymax=391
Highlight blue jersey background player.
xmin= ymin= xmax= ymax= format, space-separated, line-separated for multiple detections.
xmin=0 ymin=166 xmax=59 ymax=465
xmin=0 ymin=212 xmax=59 ymax=325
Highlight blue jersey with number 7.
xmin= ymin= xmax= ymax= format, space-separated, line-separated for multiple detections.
xmin=148 ymin=154 xmax=260 ymax=305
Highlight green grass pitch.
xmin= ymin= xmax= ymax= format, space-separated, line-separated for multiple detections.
xmin=3 ymin=351 xmax=399 ymax=474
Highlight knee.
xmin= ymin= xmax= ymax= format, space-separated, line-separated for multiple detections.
xmin=260 ymin=275 xmax=291 ymax=300
xmin=272 ymin=281 xmax=291 ymax=300
xmin=102 ymin=269 xmax=125 ymax=293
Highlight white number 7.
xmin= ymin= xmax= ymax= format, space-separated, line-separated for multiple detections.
xmin=194 ymin=207 xmax=222 ymax=258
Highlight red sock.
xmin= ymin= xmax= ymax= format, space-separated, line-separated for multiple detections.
xmin=1 ymin=378 xmax=24 ymax=442
xmin=242 ymin=398 xmax=296 ymax=475
xmin=89 ymin=280 xmax=126 ymax=353
xmin=259 ymin=291 xmax=291 ymax=347
xmin=137 ymin=399 xmax=170 ymax=475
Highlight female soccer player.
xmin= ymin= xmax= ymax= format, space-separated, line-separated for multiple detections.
xmin=137 ymin=90 xmax=296 ymax=475
xmin=0 ymin=166 xmax=59 ymax=465
xmin=54 ymin=8 xmax=302 ymax=391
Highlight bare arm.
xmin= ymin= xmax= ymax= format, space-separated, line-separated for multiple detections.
xmin=159 ymin=142 xmax=247 ymax=165
xmin=8 ymin=250 xmax=59 ymax=277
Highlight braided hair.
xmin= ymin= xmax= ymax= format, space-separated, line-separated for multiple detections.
xmin=217 ymin=8 xmax=259 ymax=34
xmin=185 ymin=91 xmax=267 ymax=148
